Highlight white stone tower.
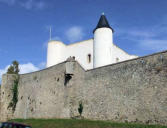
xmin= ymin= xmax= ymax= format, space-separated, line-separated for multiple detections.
xmin=93 ymin=14 xmax=114 ymax=68
xmin=46 ymin=40 xmax=65 ymax=67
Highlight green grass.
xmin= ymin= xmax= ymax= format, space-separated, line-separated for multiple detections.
xmin=9 ymin=119 xmax=167 ymax=128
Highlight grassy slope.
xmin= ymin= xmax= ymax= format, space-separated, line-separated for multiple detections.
xmin=9 ymin=119 xmax=167 ymax=128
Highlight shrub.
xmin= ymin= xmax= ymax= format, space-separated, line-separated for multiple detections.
xmin=78 ymin=101 xmax=83 ymax=116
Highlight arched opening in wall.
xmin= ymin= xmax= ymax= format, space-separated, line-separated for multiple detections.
xmin=116 ymin=58 xmax=119 ymax=62
xmin=87 ymin=54 xmax=91 ymax=63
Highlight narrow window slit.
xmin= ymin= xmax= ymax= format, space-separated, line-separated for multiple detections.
xmin=87 ymin=54 xmax=91 ymax=63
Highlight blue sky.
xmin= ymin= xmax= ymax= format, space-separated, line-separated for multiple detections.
xmin=0 ymin=0 xmax=167 ymax=79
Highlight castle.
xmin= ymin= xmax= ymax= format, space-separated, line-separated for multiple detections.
xmin=46 ymin=14 xmax=137 ymax=69
xmin=0 ymin=14 xmax=167 ymax=125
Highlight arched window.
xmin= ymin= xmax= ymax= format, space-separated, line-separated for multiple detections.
xmin=87 ymin=54 xmax=91 ymax=63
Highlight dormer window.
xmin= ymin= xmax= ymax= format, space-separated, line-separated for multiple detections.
xmin=87 ymin=54 xmax=91 ymax=63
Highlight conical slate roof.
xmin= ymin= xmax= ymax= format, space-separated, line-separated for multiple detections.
xmin=93 ymin=14 xmax=114 ymax=33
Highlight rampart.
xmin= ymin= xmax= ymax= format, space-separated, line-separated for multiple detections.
xmin=1 ymin=51 xmax=167 ymax=125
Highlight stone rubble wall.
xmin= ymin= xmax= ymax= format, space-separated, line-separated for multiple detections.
xmin=0 ymin=74 xmax=18 ymax=121
xmin=1 ymin=51 xmax=167 ymax=125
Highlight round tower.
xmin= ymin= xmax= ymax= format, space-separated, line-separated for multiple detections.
xmin=46 ymin=40 xmax=65 ymax=67
xmin=93 ymin=14 xmax=114 ymax=68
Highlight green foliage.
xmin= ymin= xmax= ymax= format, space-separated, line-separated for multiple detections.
xmin=9 ymin=119 xmax=167 ymax=128
xmin=7 ymin=60 xmax=20 ymax=111
xmin=7 ymin=60 xmax=19 ymax=74
xmin=78 ymin=101 xmax=83 ymax=116
xmin=8 ymin=78 xmax=19 ymax=111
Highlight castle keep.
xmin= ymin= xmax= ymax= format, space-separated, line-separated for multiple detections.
xmin=0 ymin=15 xmax=167 ymax=125
xmin=46 ymin=14 xmax=137 ymax=69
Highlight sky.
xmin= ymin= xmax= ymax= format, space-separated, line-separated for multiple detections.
xmin=1 ymin=0 xmax=167 ymax=81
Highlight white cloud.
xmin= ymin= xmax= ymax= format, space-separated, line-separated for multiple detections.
xmin=20 ymin=0 xmax=46 ymax=10
xmin=117 ymin=28 xmax=155 ymax=39
xmin=35 ymin=1 xmax=45 ymax=9
xmin=0 ymin=0 xmax=46 ymax=10
xmin=19 ymin=63 xmax=39 ymax=74
xmin=139 ymin=39 xmax=167 ymax=52
xmin=127 ymin=30 xmax=155 ymax=38
xmin=0 ymin=62 xmax=45 ymax=83
xmin=65 ymin=26 xmax=84 ymax=43
xmin=0 ymin=0 xmax=15 ymax=5
xmin=118 ymin=29 xmax=167 ymax=52
xmin=116 ymin=17 xmax=167 ymax=52
xmin=0 ymin=65 xmax=10 ymax=82
xmin=20 ymin=0 xmax=33 ymax=10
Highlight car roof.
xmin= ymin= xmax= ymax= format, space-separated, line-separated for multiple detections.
xmin=2 ymin=122 xmax=31 ymax=127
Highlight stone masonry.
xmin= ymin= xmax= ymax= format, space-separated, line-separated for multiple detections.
xmin=0 ymin=51 xmax=167 ymax=125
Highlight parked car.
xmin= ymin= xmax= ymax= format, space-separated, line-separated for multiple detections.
xmin=0 ymin=122 xmax=32 ymax=128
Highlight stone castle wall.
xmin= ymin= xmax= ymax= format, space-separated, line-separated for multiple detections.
xmin=1 ymin=51 xmax=167 ymax=125
xmin=0 ymin=86 xmax=1 ymax=119
xmin=0 ymin=74 xmax=18 ymax=121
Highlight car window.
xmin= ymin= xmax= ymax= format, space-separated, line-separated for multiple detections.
xmin=0 ymin=123 xmax=2 ymax=127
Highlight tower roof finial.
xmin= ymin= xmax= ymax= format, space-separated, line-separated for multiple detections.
xmin=102 ymin=12 xmax=105 ymax=15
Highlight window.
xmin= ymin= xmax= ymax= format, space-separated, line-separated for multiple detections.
xmin=87 ymin=54 xmax=91 ymax=63
xmin=116 ymin=58 xmax=119 ymax=62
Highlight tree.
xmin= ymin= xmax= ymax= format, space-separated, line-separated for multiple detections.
xmin=7 ymin=60 xmax=20 ymax=74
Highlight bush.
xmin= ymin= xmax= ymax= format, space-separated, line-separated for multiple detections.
xmin=78 ymin=101 xmax=83 ymax=116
